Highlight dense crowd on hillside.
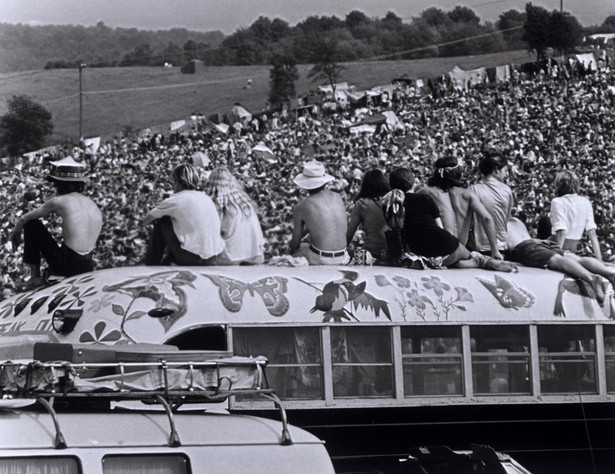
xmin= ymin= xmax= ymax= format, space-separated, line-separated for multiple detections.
xmin=2 ymin=57 xmax=615 ymax=298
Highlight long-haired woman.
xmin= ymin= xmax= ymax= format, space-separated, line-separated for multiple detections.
xmin=205 ymin=166 xmax=265 ymax=264
xmin=346 ymin=168 xmax=390 ymax=259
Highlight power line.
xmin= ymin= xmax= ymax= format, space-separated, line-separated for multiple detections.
xmin=360 ymin=25 xmax=523 ymax=62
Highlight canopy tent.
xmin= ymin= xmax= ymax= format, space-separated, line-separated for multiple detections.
xmin=251 ymin=143 xmax=276 ymax=163
xmin=231 ymin=104 xmax=252 ymax=123
xmin=212 ymin=122 xmax=230 ymax=135
xmin=448 ymin=65 xmax=487 ymax=90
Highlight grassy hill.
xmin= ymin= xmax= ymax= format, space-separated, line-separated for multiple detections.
xmin=0 ymin=50 xmax=534 ymax=143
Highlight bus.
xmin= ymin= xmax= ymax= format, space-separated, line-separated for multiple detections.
xmin=1 ymin=265 xmax=614 ymax=473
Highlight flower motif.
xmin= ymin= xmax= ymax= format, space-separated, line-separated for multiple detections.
xmin=88 ymin=294 xmax=115 ymax=312
xmin=406 ymin=289 xmax=430 ymax=310
xmin=422 ymin=276 xmax=451 ymax=296
xmin=392 ymin=276 xmax=411 ymax=288
xmin=79 ymin=321 xmax=122 ymax=344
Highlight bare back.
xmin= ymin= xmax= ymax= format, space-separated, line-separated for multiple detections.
xmin=50 ymin=193 xmax=103 ymax=253
xmin=449 ymin=187 xmax=473 ymax=245
xmin=417 ymin=186 xmax=457 ymax=236
xmin=292 ymin=190 xmax=347 ymax=251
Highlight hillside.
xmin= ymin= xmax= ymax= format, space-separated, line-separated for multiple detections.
xmin=0 ymin=49 xmax=534 ymax=142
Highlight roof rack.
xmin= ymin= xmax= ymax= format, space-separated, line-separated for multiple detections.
xmin=0 ymin=356 xmax=292 ymax=449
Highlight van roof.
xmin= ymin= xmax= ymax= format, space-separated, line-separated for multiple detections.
xmin=0 ymin=409 xmax=324 ymax=450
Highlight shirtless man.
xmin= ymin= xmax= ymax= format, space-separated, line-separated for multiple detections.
xmin=10 ymin=157 xmax=103 ymax=287
xmin=469 ymin=155 xmax=513 ymax=255
xmin=418 ymin=156 xmax=503 ymax=260
xmin=289 ymin=161 xmax=350 ymax=265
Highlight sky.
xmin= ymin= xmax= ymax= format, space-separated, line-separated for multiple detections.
xmin=2 ymin=0 xmax=613 ymax=33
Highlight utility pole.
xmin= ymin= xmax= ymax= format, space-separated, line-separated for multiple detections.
xmin=78 ymin=63 xmax=86 ymax=141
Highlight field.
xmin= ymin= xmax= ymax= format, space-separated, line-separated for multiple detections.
xmin=0 ymin=50 xmax=535 ymax=143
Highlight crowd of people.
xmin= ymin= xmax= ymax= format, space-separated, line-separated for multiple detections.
xmin=2 ymin=56 xmax=615 ymax=299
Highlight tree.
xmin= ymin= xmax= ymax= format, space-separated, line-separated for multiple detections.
xmin=550 ymin=11 xmax=583 ymax=55
xmin=0 ymin=95 xmax=53 ymax=157
xmin=523 ymin=3 xmax=551 ymax=61
xmin=268 ymin=54 xmax=299 ymax=108
xmin=307 ymin=35 xmax=346 ymax=101
xmin=498 ymin=9 xmax=526 ymax=47
xmin=448 ymin=6 xmax=480 ymax=25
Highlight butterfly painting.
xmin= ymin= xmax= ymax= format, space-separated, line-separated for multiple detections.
xmin=477 ymin=275 xmax=535 ymax=310
xmin=202 ymin=274 xmax=290 ymax=317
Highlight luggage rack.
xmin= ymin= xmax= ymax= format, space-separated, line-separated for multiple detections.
xmin=0 ymin=357 xmax=292 ymax=449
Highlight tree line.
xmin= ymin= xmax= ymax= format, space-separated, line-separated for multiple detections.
xmin=2 ymin=3 xmax=612 ymax=74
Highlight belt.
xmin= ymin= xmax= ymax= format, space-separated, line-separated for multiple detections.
xmin=309 ymin=245 xmax=346 ymax=258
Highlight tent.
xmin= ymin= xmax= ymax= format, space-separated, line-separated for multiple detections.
xmin=181 ymin=59 xmax=205 ymax=74
xmin=212 ymin=122 xmax=230 ymax=135
xmin=251 ymin=143 xmax=276 ymax=163
xmin=349 ymin=124 xmax=377 ymax=134
xmin=191 ymin=151 xmax=210 ymax=168
xmin=231 ymin=104 xmax=252 ymax=123
xmin=381 ymin=111 xmax=404 ymax=131
xmin=169 ymin=120 xmax=187 ymax=132
xmin=448 ymin=65 xmax=487 ymax=90
xmin=318 ymin=82 xmax=352 ymax=94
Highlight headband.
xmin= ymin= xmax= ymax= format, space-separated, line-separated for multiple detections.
xmin=437 ymin=161 xmax=460 ymax=178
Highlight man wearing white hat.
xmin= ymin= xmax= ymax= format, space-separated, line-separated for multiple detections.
xmin=289 ymin=161 xmax=350 ymax=265
xmin=10 ymin=157 xmax=103 ymax=288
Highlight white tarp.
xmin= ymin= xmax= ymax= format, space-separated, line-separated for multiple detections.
xmin=575 ymin=53 xmax=597 ymax=71
xmin=448 ymin=65 xmax=487 ymax=90
xmin=213 ymin=122 xmax=229 ymax=135
xmin=495 ymin=65 xmax=511 ymax=83
xmin=349 ymin=124 xmax=377 ymax=134
xmin=318 ymin=82 xmax=351 ymax=93
xmin=251 ymin=143 xmax=276 ymax=163
xmin=169 ymin=120 xmax=186 ymax=131
xmin=382 ymin=111 xmax=404 ymax=131
xmin=83 ymin=136 xmax=101 ymax=155
xmin=232 ymin=104 xmax=252 ymax=122
xmin=191 ymin=151 xmax=210 ymax=168
xmin=587 ymin=33 xmax=615 ymax=43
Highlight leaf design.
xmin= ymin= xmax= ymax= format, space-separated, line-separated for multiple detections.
xmin=30 ymin=296 xmax=49 ymax=314
xmin=374 ymin=275 xmax=391 ymax=287
xmin=112 ymin=304 xmax=125 ymax=316
xmin=126 ymin=310 xmax=147 ymax=322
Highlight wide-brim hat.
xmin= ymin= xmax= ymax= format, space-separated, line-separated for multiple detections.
xmin=46 ymin=156 xmax=89 ymax=182
xmin=293 ymin=161 xmax=334 ymax=190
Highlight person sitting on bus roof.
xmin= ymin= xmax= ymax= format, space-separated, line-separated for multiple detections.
xmin=468 ymin=155 xmax=513 ymax=256
xmin=289 ymin=161 xmax=350 ymax=265
xmin=10 ymin=157 xmax=103 ymax=289
xmin=417 ymin=156 xmax=503 ymax=261
xmin=144 ymin=164 xmax=224 ymax=265
xmin=205 ymin=166 xmax=265 ymax=265
xmin=507 ymin=217 xmax=614 ymax=305
xmin=346 ymin=169 xmax=390 ymax=261
xmin=386 ymin=167 xmax=516 ymax=272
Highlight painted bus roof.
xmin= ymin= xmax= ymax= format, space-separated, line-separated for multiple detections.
xmin=0 ymin=265 xmax=612 ymax=346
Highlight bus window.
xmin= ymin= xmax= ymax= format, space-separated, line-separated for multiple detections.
xmin=471 ymin=326 xmax=530 ymax=395
xmin=233 ymin=327 xmax=323 ymax=400
xmin=538 ymin=325 xmax=596 ymax=394
xmin=0 ymin=457 xmax=80 ymax=474
xmin=102 ymin=454 xmax=189 ymax=473
xmin=330 ymin=327 xmax=393 ymax=398
xmin=401 ymin=326 xmax=462 ymax=396
xmin=605 ymin=326 xmax=615 ymax=393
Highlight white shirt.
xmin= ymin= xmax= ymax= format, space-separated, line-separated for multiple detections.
xmin=145 ymin=190 xmax=225 ymax=259
xmin=550 ymin=194 xmax=597 ymax=240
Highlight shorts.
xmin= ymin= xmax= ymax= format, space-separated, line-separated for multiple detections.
xmin=510 ymin=239 xmax=566 ymax=268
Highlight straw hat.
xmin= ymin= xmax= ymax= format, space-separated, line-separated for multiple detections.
xmin=47 ymin=156 xmax=89 ymax=182
xmin=293 ymin=161 xmax=334 ymax=190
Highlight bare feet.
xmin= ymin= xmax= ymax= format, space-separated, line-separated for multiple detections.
xmin=483 ymin=257 xmax=518 ymax=273
xmin=589 ymin=275 xmax=606 ymax=307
